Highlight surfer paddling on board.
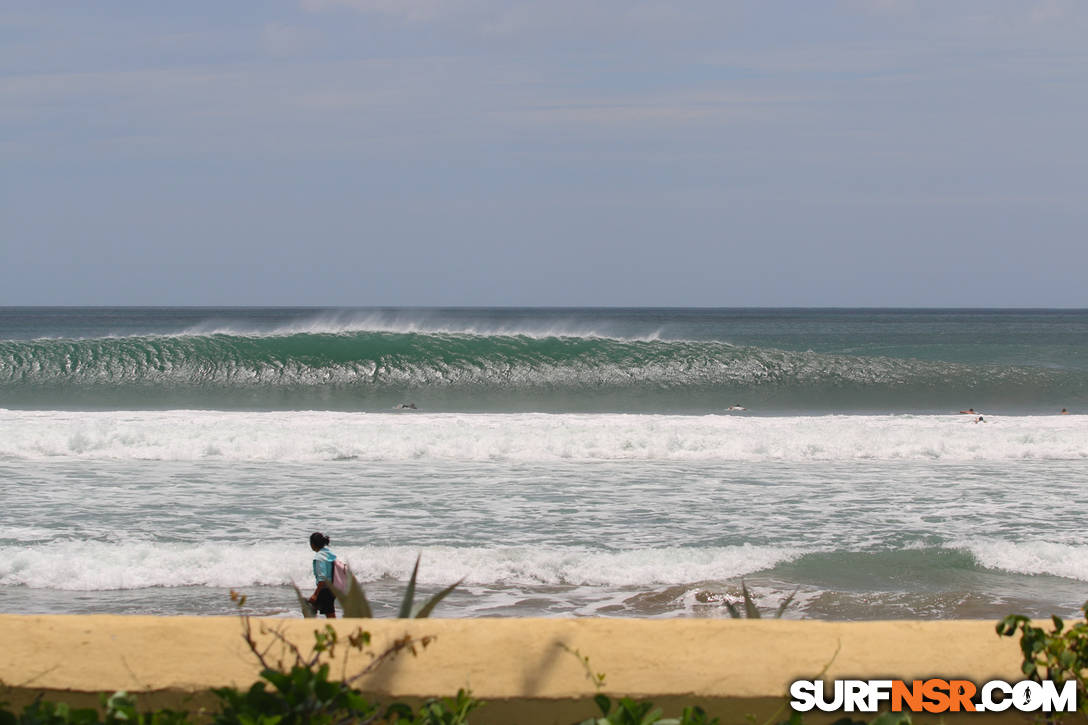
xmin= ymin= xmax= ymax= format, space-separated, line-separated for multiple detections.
xmin=727 ymin=403 xmax=747 ymax=411
xmin=959 ymin=408 xmax=976 ymax=414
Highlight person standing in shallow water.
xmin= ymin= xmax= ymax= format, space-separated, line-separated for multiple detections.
xmin=308 ymin=532 xmax=337 ymax=618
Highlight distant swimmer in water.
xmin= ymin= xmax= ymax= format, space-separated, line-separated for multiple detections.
xmin=395 ymin=402 xmax=418 ymax=410
xmin=959 ymin=408 xmax=976 ymax=414
xmin=1061 ymin=408 xmax=1070 ymax=414
xmin=975 ymin=416 xmax=985 ymax=423
xmin=727 ymin=403 xmax=747 ymax=411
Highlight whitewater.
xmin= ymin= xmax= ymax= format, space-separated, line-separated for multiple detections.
xmin=1 ymin=410 xmax=1085 ymax=463
xmin=1 ymin=307 xmax=1086 ymax=620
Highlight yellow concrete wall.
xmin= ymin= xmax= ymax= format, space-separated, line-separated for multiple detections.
xmin=0 ymin=616 xmax=1032 ymax=724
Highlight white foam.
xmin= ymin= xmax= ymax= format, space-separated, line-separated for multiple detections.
xmin=0 ymin=410 xmax=1085 ymax=463
xmin=179 ymin=311 xmax=667 ymax=342
xmin=0 ymin=541 xmax=799 ymax=591
xmin=964 ymin=540 xmax=1088 ymax=581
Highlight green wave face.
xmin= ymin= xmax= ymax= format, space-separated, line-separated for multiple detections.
xmin=1 ymin=331 xmax=1085 ymax=412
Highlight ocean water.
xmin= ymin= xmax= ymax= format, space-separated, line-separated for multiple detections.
xmin=1 ymin=307 xmax=1086 ymax=620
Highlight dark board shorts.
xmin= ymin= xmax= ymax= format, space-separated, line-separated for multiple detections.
xmin=314 ymin=586 xmax=335 ymax=616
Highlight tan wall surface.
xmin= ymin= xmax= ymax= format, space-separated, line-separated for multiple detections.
xmin=0 ymin=616 xmax=1034 ymax=724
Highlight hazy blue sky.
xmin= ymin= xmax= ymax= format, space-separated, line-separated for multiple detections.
xmin=3 ymin=1 xmax=1086 ymax=306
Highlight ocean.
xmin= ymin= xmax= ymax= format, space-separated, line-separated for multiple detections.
xmin=1 ymin=307 xmax=1086 ymax=620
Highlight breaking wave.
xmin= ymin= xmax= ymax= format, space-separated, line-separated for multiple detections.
xmin=1 ymin=330 xmax=1084 ymax=412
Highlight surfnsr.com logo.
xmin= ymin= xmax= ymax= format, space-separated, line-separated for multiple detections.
xmin=789 ymin=679 xmax=1076 ymax=713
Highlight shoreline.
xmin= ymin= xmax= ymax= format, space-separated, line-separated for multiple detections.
xmin=0 ymin=615 xmax=1036 ymax=724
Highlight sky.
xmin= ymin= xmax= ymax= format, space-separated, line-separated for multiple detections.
xmin=2 ymin=0 xmax=1087 ymax=307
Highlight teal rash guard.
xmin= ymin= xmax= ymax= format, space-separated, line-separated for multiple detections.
xmin=312 ymin=547 xmax=337 ymax=585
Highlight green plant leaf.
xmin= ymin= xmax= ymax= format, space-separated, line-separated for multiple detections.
xmin=741 ymin=581 xmax=761 ymax=619
xmin=723 ymin=601 xmax=742 ymax=619
xmin=640 ymin=710 xmax=665 ymax=725
xmin=414 ymin=577 xmax=464 ymax=619
xmin=291 ymin=583 xmax=316 ymax=618
xmin=774 ymin=588 xmax=799 ymax=619
xmin=679 ymin=705 xmax=720 ymax=725
xmin=398 ymin=554 xmax=421 ymax=619
xmin=995 ymin=614 xmax=1029 ymax=636
xmin=330 ymin=566 xmax=372 ymax=619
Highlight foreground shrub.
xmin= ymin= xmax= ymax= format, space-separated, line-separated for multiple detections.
xmin=2 ymin=671 xmax=477 ymax=725
xmin=212 ymin=664 xmax=378 ymax=725
xmin=578 ymin=694 xmax=721 ymax=725
xmin=997 ymin=602 xmax=1088 ymax=719
xmin=2 ymin=692 xmax=916 ymax=725
xmin=0 ymin=692 xmax=189 ymax=725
